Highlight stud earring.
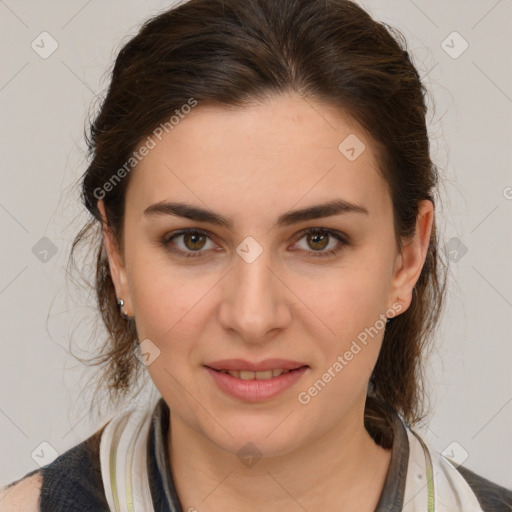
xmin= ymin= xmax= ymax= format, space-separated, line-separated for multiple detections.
xmin=117 ymin=298 xmax=129 ymax=320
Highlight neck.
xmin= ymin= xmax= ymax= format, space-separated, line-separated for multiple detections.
xmin=167 ymin=399 xmax=392 ymax=511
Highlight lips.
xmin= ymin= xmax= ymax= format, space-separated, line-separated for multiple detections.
xmin=205 ymin=358 xmax=308 ymax=372
xmin=205 ymin=363 xmax=309 ymax=401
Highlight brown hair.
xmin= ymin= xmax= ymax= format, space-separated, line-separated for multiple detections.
xmin=71 ymin=0 xmax=445 ymax=431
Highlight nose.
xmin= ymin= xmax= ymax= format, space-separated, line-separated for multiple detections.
xmin=218 ymin=247 xmax=292 ymax=344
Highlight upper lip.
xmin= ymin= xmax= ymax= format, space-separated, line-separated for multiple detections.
xmin=205 ymin=359 xmax=308 ymax=372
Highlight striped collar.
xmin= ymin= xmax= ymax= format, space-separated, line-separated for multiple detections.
xmin=100 ymin=398 xmax=484 ymax=511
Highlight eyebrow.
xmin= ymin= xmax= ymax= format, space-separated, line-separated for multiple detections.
xmin=143 ymin=199 xmax=369 ymax=230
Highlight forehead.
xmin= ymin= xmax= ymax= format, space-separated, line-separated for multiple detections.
xmin=126 ymin=93 xmax=390 ymax=223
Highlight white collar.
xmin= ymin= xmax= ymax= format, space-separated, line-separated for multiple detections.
xmin=99 ymin=403 xmax=485 ymax=512
xmin=403 ymin=427 xmax=484 ymax=511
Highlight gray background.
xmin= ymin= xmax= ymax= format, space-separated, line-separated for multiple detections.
xmin=1 ymin=0 xmax=511 ymax=489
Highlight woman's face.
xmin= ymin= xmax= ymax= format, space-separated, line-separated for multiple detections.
xmin=101 ymin=93 xmax=429 ymax=457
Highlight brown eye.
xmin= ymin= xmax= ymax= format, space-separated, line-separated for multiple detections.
xmin=183 ymin=232 xmax=207 ymax=251
xmin=161 ymin=229 xmax=215 ymax=258
xmin=306 ymin=231 xmax=329 ymax=251
xmin=293 ymin=228 xmax=349 ymax=258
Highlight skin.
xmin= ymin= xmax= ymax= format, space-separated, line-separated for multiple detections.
xmin=99 ymin=93 xmax=433 ymax=511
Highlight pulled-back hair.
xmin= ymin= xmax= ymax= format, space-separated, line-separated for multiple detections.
xmin=71 ymin=0 xmax=445 ymax=435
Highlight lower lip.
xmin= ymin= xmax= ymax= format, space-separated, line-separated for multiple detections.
xmin=205 ymin=366 xmax=309 ymax=402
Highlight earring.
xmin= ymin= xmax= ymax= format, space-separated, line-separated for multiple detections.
xmin=117 ymin=298 xmax=129 ymax=320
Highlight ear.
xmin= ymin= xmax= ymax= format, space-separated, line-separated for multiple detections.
xmin=388 ymin=200 xmax=433 ymax=314
xmin=97 ymin=200 xmax=133 ymax=317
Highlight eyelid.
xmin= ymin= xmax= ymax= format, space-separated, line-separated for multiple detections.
xmin=161 ymin=227 xmax=211 ymax=243
xmin=293 ymin=226 xmax=349 ymax=244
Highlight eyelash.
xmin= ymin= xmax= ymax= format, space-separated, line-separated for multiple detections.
xmin=159 ymin=227 xmax=349 ymax=259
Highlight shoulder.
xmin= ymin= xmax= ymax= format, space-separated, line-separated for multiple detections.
xmin=0 ymin=471 xmax=43 ymax=512
xmin=38 ymin=428 xmax=110 ymax=511
xmin=455 ymin=464 xmax=512 ymax=512
xmin=430 ymin=441 xmax=512 ymax=512
xmin=1 ymin=428 xmax=109 ymax=512
xmin=404 ymin=427 xmax=512 ymax=512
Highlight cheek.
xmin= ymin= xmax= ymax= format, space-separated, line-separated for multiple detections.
xmin=128 ymin=267 xmax=213 ymax=403
xmin=301 ymin=261 xmax=392 ymax=339
xmin=307 ymin=285 xmax=386 ymax=386
xmin=129 ymin=268 xmax=212 ymax=343
xmin=293 ymin=253 xmax=393 ymax=406
xmin=295 ymin=275 xmax=388 ymax=418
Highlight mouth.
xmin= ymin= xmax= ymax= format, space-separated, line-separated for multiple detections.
xmin=208 ymin=367 xmax=306 ymax=380
xmin=205 ymin=358 xmax=308 ymax=376
xmin=204 ymin=359 xmax=310 ymax=401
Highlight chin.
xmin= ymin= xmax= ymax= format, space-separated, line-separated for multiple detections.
xmin=199 ymin=411 xmax=308 ymax=459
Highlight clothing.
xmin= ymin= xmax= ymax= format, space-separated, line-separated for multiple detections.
xmin=7 ymin=398 xmax=512 ymax=511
